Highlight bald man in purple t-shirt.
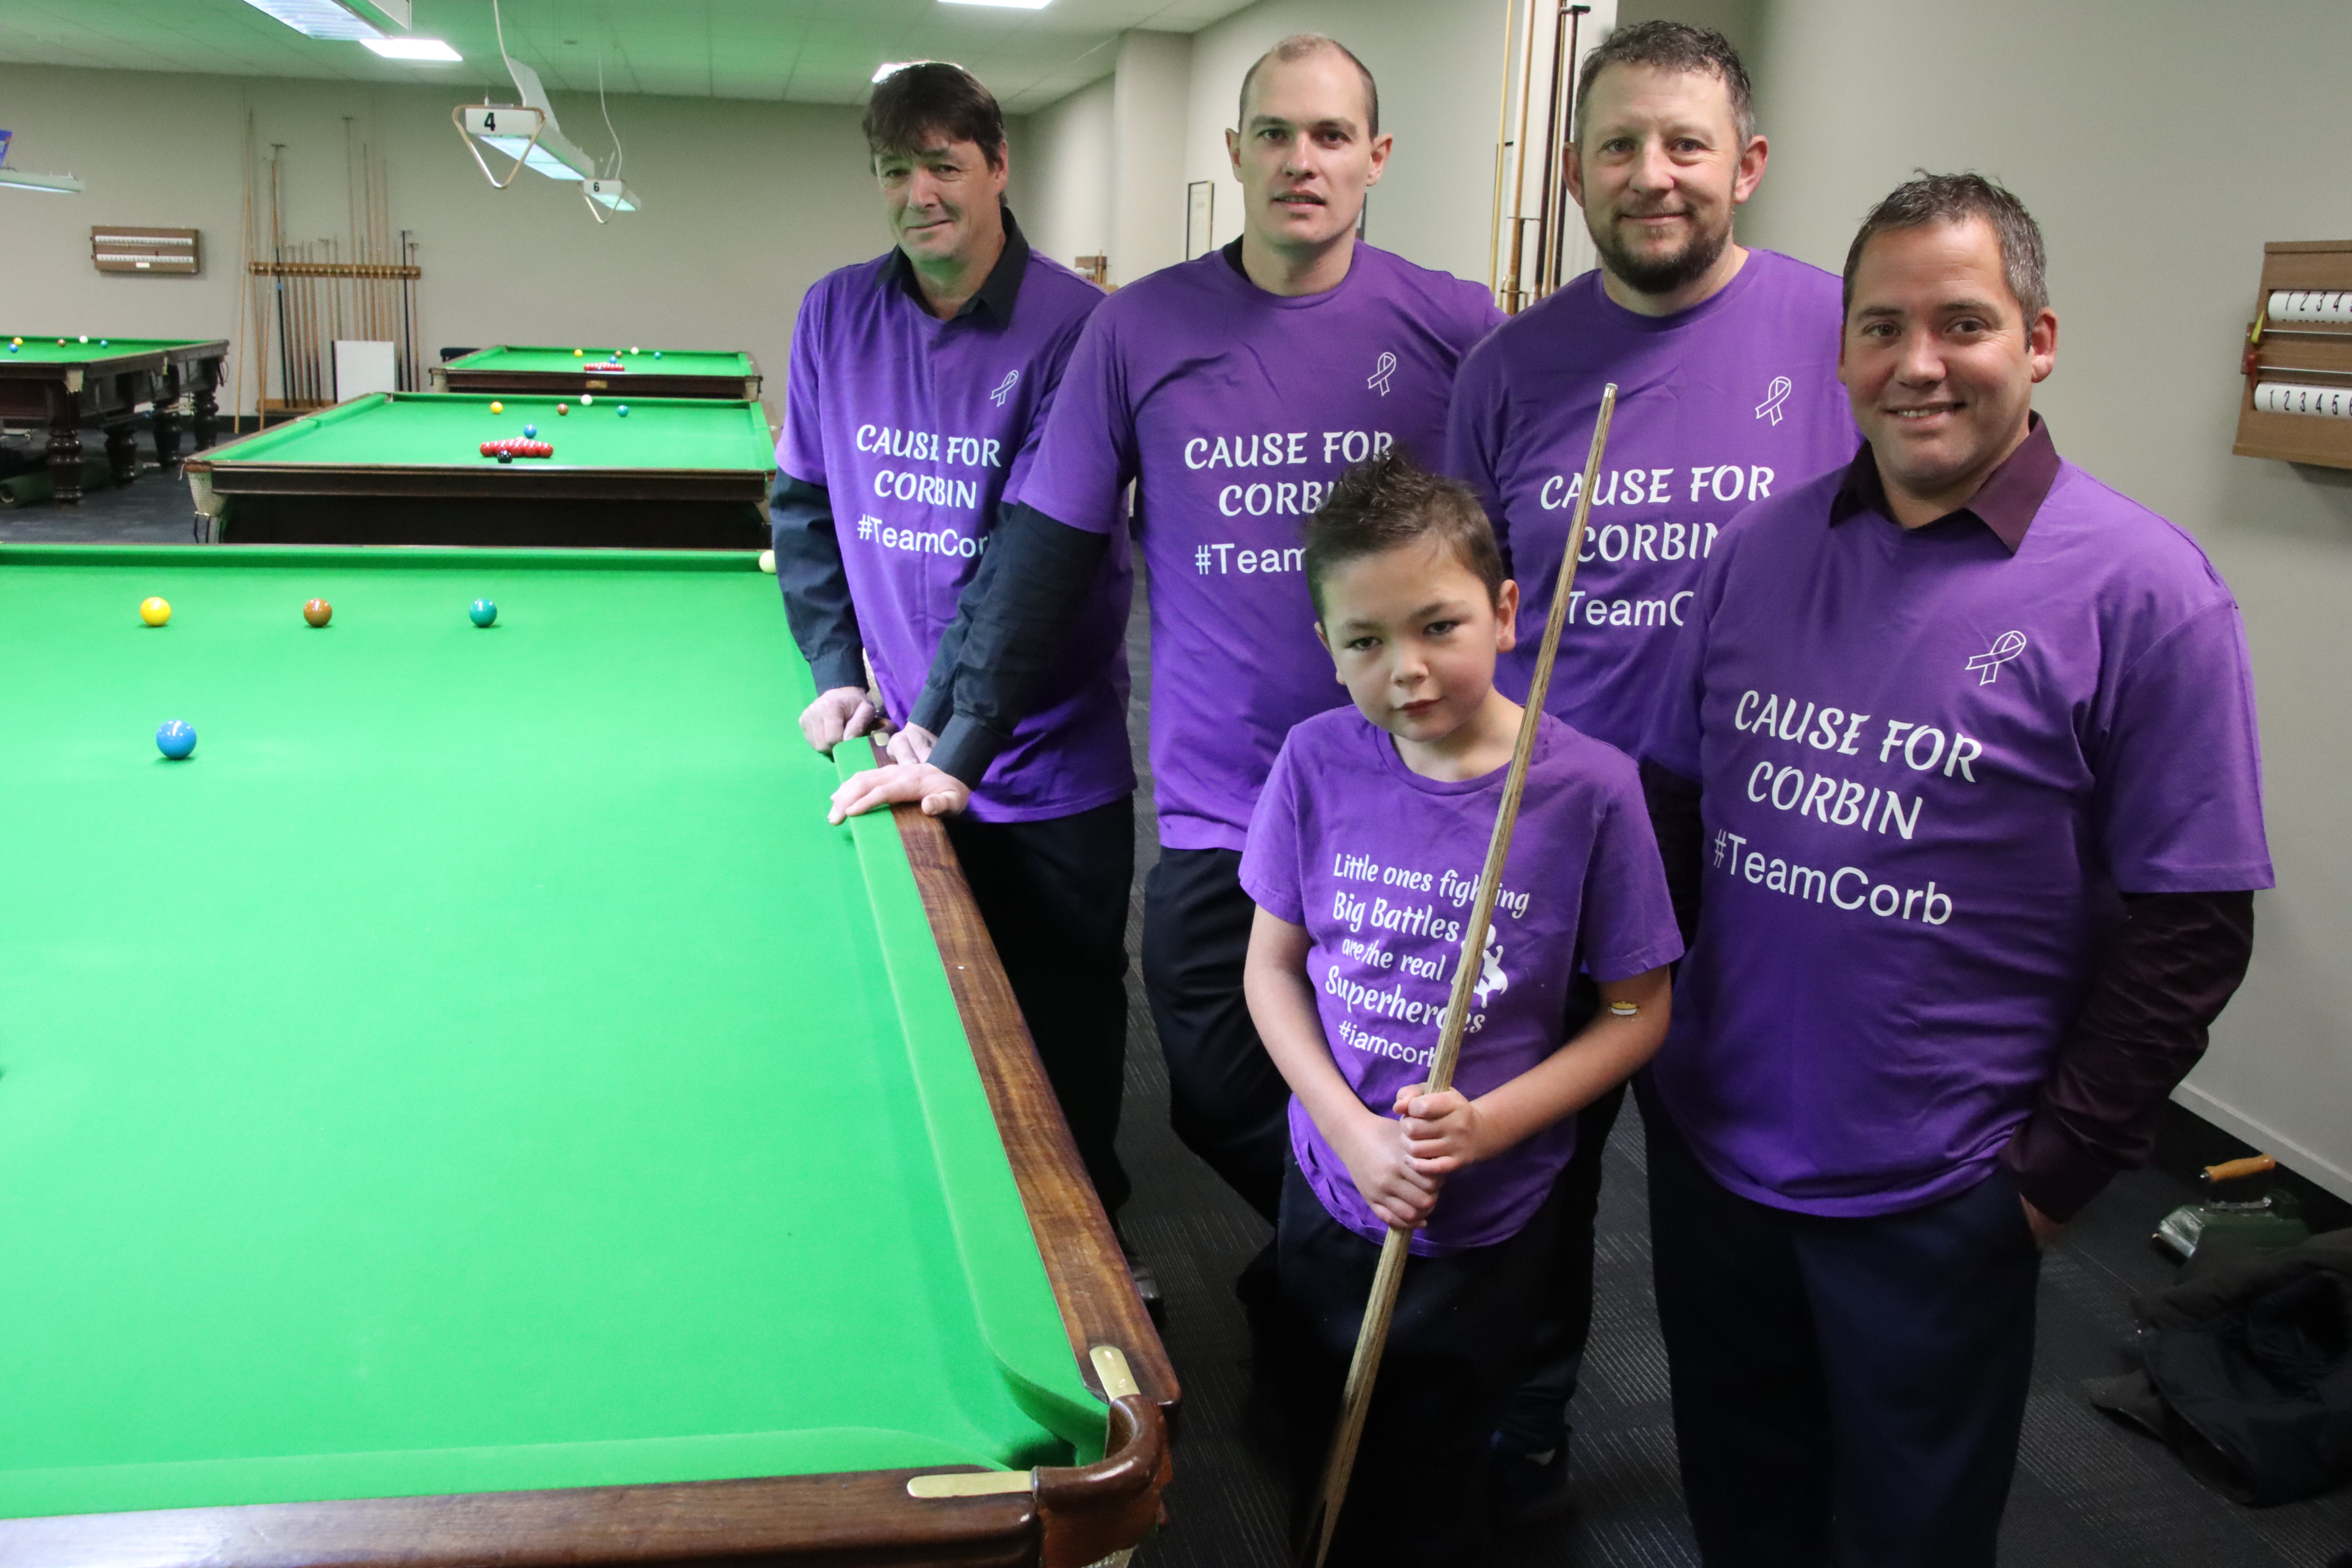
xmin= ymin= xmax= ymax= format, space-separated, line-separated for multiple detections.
xmin=829 ymin=36 xmax=1502 ymax=1230
xmin=1641 ymin=174 xmax=2270 ymax=1567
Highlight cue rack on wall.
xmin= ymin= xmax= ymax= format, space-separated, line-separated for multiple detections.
xmin=236 ymin=114 xmax=424 ymax=423
xmin=2234 ymin=240 xmax=2352 ymax=471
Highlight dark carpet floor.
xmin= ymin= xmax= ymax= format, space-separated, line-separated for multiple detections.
xmin=8 ymin=446 xmax=2346 ymax=1567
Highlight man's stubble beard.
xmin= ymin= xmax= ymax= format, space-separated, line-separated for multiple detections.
xmin=1592 ymin=207 xmax=1733 ymax=298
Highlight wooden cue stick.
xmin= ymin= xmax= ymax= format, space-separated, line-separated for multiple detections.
xmin=1299 ymin=382 xmax=1620 ymax=1568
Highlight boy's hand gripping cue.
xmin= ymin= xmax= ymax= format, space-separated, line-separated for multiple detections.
xmin=1297 ymin=384 xmax=1619 ymax=1568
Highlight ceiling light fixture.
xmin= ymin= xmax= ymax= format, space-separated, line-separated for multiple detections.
xmin=0 ymin=130 xmax=81 ymax=195
xmin=872 ymin=62 xmax=918 ymax=82
xmin=237 ymin=0 xmax=413 ymax=41
xmin=938 ymin=0 xmax=1054 ymax=9
xmin=363 ymin=36 xmax=461 ymax=61
xmin=456 ymin=1 xmax=639 ymax=221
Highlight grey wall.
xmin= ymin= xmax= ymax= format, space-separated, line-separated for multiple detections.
xmin=1012 ymin=75 xmax=1115 ymax=273
xmin=0 ymin=64 xmax=882 ymax=424
xmin=1737 ymin=0 xmax=2352 ymax=1197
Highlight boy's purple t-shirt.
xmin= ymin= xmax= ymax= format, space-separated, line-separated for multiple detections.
xmin=1446 ymin=250 xmax=1856 ymax=754
xmin=1016 ymin=244 xmax=1504 ymax=850
xmin=1642 ymin=457 xmax=2275 ymax=1218
xmin=1240 ymin=708 xmax=1683 ymax=1254
xmin=780 ymin=248 xmax=1135 ymax=823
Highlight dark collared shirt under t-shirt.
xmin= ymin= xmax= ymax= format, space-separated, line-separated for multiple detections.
xmin=1642 ymin=417 xmax=2271 ymax=1221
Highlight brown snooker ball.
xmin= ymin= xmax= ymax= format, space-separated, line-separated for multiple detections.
xmin=303 ymin=598 xmax=333 ymax=628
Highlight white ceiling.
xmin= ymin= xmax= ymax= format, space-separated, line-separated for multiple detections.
xmin=0 ymin=0 xmax=1255 ymax=112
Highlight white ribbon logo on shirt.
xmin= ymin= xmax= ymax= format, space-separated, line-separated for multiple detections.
xmin=1367 ymin=351 xmax=1397 ymax=396
xmin=1755 ymin=374 xmax=1792 ymax=424
xmin=1473 ymin=934 xmax=1509 ymax=1007
xmin=1965 ymin=629 xmax=2029 ymax=685
xmin=988 ymin=369 xmax=1020 ymax=407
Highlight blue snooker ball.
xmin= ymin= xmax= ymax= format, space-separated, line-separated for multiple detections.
xmin=156 ymin=720 xmax=196 ymax=759
xmin=469 ymin=598 xmax=498 ymax=627
xmin=523 ymin=423 xmax=537 ymax=438
xmin=616 ymin=403 xmax=629 ymax=417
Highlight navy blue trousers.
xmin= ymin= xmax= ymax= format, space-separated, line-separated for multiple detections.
xmin=1645 ymin=1104 xmax=2042 ymax=1568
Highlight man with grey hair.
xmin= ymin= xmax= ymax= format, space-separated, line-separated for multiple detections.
xmin=1638 ymin=171 xmax=2269 ymax=1565
xmin=829 ymin=34 xmax=1504 ymax=1233
xmin=1445 ymin=17 xmax=1855 ymax=1514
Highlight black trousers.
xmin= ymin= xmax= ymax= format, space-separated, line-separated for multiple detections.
xmin=1645 ymin=1102 xmax=2042 ymax=1568
xmin=946 ymin=797 xmax=1135 ymax=1216
xmin=1140 ymin=846 xmax=1291 ymax=1221
xmin=1267 ymin=1156 xmax=1576 ymax=1568
xmin=1495 ymin=1070 xmax=1621 ymax=1460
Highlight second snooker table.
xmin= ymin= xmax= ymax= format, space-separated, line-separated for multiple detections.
xmin=0 ymin=545 xmax=1174 ymax=1567
xmin=0 ymin=335 xmax=228 ymax=503
xmin=184 ymin=392 xmax=775 ymax=548
xmin=433 ymin=344 xmax=763 ymax=401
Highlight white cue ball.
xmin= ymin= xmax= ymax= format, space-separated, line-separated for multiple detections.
xmin=581 ymin=393 xmax=594 ymax=406
xmin=758 ymin=549 xmax=777 ymax=574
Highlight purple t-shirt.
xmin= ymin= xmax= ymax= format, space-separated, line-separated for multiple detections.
xmin=1240 ymin=707 xmax=1683 ymax=1254
xmin=1447 ymin=250 xmax=1855 ymax=754
xmin=1016 ymin=243 xmax=1503 ymax=850
xmin=781 ymin=248 xmax=1134 ymax=822
xmin=1643 ymin=458 xmax=2275 ymax=1218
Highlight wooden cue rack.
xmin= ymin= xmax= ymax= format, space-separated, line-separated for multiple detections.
xmin=2233 ymin=240 xmax=2352 ymax=470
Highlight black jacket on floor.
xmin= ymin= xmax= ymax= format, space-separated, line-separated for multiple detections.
xmin=2088 ymin=1228 xmax=2352 ymax=1505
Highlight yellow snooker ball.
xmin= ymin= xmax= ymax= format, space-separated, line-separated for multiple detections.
xmin=139 ymin=596 xmax=172 ymax=627
xmin=489 ymin=400 xmax=504 ymax=414
xmin=574 ymin=348 xmax=585 ymax=357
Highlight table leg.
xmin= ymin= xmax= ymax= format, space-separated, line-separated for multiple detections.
xmin=103 ymin=421 xmax=140 ymax=488
xmin=47 ymin=419 xmax=84 ymax=506
xmin=152 ymin=368 xmax=183 ymax=470
xmin=192 ymin=371 xmax=221 ymax=450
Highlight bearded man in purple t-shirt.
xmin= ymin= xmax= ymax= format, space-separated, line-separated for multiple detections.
xmin=1444 ymin=21 xmax=1858 ymax=1511
xmin=771 ymin=65 xmax=1146 ymax=1291
xmin=1640 ymin=174 xmax=2272 ymax=1566
xmin=829 ymin=37 xmax=1503 ymax=1230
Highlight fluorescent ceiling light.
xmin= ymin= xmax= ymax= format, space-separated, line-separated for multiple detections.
xmin=939 ymin=0 xmax=1054 ymax=8
xmin=238 ymin=0 xmax=385 ymax=41
xmin=0 ymin=130 xmax=80 ymax=194
xmin=873 ymin=62 xmax=918 ymax=82
xmin=363 ymin=36 xmax=461 ymax=60
xmin=0 ymin=168 xmax=81 ymax=194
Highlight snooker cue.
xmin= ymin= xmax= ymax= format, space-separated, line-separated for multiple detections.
xmin=1298 ymin=382 xmax=1619 ymax=1568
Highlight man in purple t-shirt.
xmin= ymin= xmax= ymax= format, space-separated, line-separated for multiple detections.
xmin=1442 ymin=21 xmax=1857 ymax=1505
xmin=830 ymin=35 xmax=1503 ymax=1223
xmin=1640 ymin=175 xmax=2271 ymax=1566
xmin=772 ymin=65 xmax=1140 ymax=1231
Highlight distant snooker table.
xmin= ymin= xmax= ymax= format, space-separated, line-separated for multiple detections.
xmin=0 ymin=546 xmax=1174 ymax=1568
xmin=0 ymin=335 xmax=228 ymax=504
xmin=184 ymin=392 xmax=775 ymax=548
xmin=433 ymin=344 xmax=763 ymax=401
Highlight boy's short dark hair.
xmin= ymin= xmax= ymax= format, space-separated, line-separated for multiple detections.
xmin=865 ymin=62 xmax=1006 ymax=171
xmin=1304 ymin=449 xmax=1506 ymax=619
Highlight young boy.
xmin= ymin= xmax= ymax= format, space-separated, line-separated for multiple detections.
xmin=1239 ymin=450 xmax=1681 ymax=1565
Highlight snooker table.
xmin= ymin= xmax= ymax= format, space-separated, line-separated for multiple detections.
xmin=0 ymin=544 xmax=1175 ymax=1568
xmin=434 ymin=344 xmax=764 ymax=401
xmin=0 ymin=335 xmax=228 ymax=503
xmin=184 ymin=392 xmax=776 ymax=549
